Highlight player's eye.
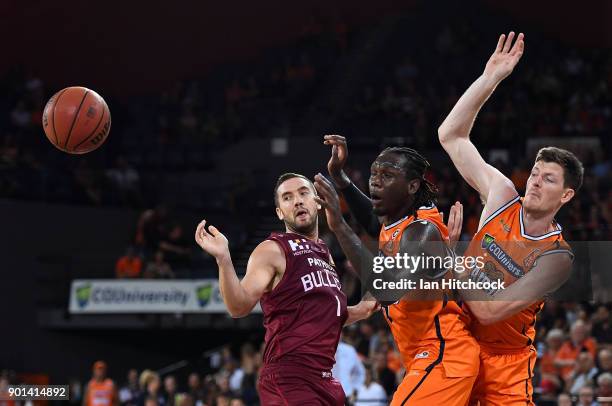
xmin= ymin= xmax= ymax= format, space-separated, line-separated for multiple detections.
xmin=300 ymin=190 xmax=309 ymax=196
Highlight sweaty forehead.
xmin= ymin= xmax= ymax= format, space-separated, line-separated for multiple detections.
xmin=372 ymin=152 xmax=407 ymax=171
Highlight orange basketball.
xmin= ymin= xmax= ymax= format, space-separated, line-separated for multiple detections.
xmin=42 ymin=86 xmax=111 ymax=154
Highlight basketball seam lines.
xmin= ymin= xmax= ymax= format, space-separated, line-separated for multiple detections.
xmin=63 ymin=90 xmax=90 ymax=150
xmin=73 ymin=103 xmax=106 ymax=150
xmin=51 ymin=89 xmax=69 ymax=146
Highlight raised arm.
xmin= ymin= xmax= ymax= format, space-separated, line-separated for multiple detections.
xmin=438 ymin=32 xmax=524 ymax=221
xmin=195 ymin=220 xmax=279 ymax=318
xmin=324 ymin=134 xmax=380 ymax=237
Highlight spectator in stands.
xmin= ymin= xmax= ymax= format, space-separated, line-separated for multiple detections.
xmin=556 ymin=320 xmax=598 ymax=379
xmin=186 ymin=373 xmax=204 ymax=405
xmin=557 ymin=392 xmax=572 ymax=406
xmin=135 ymin=206 xmax=168 ymax=255
xmin=577 ymin=385 xmax=597 ymax=406
xmin=598 ymin=373 xmax=612 ymax=398
xmin=229 ymin=399 xmax=244 ymax=406
xmin=223 ymin=359 xmax=243 ymax=394
xmin=372 ymin=350 xmax=397 ymax=397
xmin=215 ymin=394 xmax=230 ymax=406
xmin=83 ymin=361 xmax=118 ymax=406
xmin=593 ymin=305 xmax=612 ymax=343
xmin=137 ymin=371 xmax=164 ymax=406
xmin=540 ymin=328 xmax=565 ymax=381
xmin=144 ymin=251 xmax=175 ymax=279
xmin=595 ymin=348 xmax=612 ymax=384
xmin=332 ymin=333 xmax=366 ymax=399
xmin=119 ymin=369 xmax=141 ymax=406
xmin=158 ymin=225 xmax=191 ymax=271
xmin=162 ymin=375 xmax=177 ymax=406
xmin=568 ymin=352 xmax=599 ymax=395
xmin=237 ymin=344 xmax=258 ymax=405
xmin=115 ymin=247 xmax=143 ymax=279
xmin=216 ymin=376 xmax=233 ymax=401
xmin=354 ymin=364 xmax=387 ymax=406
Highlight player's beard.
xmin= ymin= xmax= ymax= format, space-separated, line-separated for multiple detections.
xmin=285 ymin=210 xmax=318 ymax=236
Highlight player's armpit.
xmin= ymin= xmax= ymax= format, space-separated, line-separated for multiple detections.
xmin=231 ymin=240 xmax=283 ymax=317
xmin=465 ymin=252 xmax=573 ymax=325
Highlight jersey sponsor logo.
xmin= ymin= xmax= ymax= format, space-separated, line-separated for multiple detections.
xmin=415 ymin=351 xmax=429 ymax=359
xmin=321 ymin=371 xmax=332 ymax=378
xmin=523 ymin=248 xmax=541 ymax=269
xmin=289 ymin=238 xmax=310 ymax=251
xmin=287 ymin=238 xmax=327 ymax=256
xmin=481 ymin=233 xmax=525 ymax=278
xmin=391 ymin=229 xmax=400 ymax=239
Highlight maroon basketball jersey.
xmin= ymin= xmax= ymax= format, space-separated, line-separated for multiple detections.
xmin=260 ymin=232 xmax=348 ymax=373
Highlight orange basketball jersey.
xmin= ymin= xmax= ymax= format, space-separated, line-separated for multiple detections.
xmin=378 ymin=205 xmax=478 ymax=378
xmin=86 ymin=379 xmax=115 ymax=406
xmin=465 ymin=196 xmax=572 ymax=353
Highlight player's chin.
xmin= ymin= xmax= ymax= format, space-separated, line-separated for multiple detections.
xmin=292 ymin=218 xmax=316 ymax=232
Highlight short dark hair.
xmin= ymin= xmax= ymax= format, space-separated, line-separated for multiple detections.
xmin=535 ymin=147 xmax=584 ymax=191
xmin=380 ymin=147 xmax=438 ymax=211
xmin=273 ymin=173 xmax=314 ymax=207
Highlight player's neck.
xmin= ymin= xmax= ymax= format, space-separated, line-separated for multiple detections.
xmin=285 ymin=226 xmax=318 ymax=241
xmin=385 ymin=206 xmax=414 ymax=226
xmin=522 ymin=207 xmax=558 ymax=235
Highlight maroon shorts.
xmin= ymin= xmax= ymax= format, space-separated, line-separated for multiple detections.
xmin=258 ymin=364 xmax=345 ymax=406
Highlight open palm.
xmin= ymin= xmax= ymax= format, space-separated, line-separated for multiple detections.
xmin=484 ymin=32 xmax=525 ymax=83
xmin=195 ymin=219 xmax=230 ymax=260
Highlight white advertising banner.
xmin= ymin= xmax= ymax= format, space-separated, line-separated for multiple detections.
xmin=69 ymin=279 xmax=261 ymax=314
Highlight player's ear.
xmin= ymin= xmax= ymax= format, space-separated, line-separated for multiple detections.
xmin=560 ymin=188 xmax=575 ymax=204
xmin=276 ymin=206 xmax=284 ymax=220
xmin=408 ymin=178 xmax=420 ymax=195
xmin=315 ymin=195 xmax=322 ymax=210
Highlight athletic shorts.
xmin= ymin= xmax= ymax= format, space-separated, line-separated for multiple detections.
xmin=258 ymin=364 xmax=345 ymax=406
xmin=469 ymin=347 xmax=537 ymax=406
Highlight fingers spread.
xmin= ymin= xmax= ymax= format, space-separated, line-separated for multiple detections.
xmin=496 ymin=33 xmax=506 ymax=52
xmin=511 ymin=33 xmax=525 ymax=55
xmin=503 ymin=31 xmax=515 ymax=53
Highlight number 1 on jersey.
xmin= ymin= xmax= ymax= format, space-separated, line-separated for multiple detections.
xmin=334 ymin=295 xmax=341 ymax=317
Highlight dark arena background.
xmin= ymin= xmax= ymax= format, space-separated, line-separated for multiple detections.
xmin=2 ymin=1 xmax=612 ymax=405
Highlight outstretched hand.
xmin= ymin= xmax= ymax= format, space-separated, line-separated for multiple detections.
xmin=484 ymin=32 xmax=525 ymax=84
xmin=195 ymin=219 xmax=230 ymax=262
xmin=324 ymin=134 xmax=351 ymax=189
xmin=313 ymin=173 xmax=345 ymax=232
xmin=446 ymin=201 xmax=463 ymax=249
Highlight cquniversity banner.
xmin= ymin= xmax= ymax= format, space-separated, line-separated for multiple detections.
xmin=69 ymin=280 xmax=262 ymax=313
